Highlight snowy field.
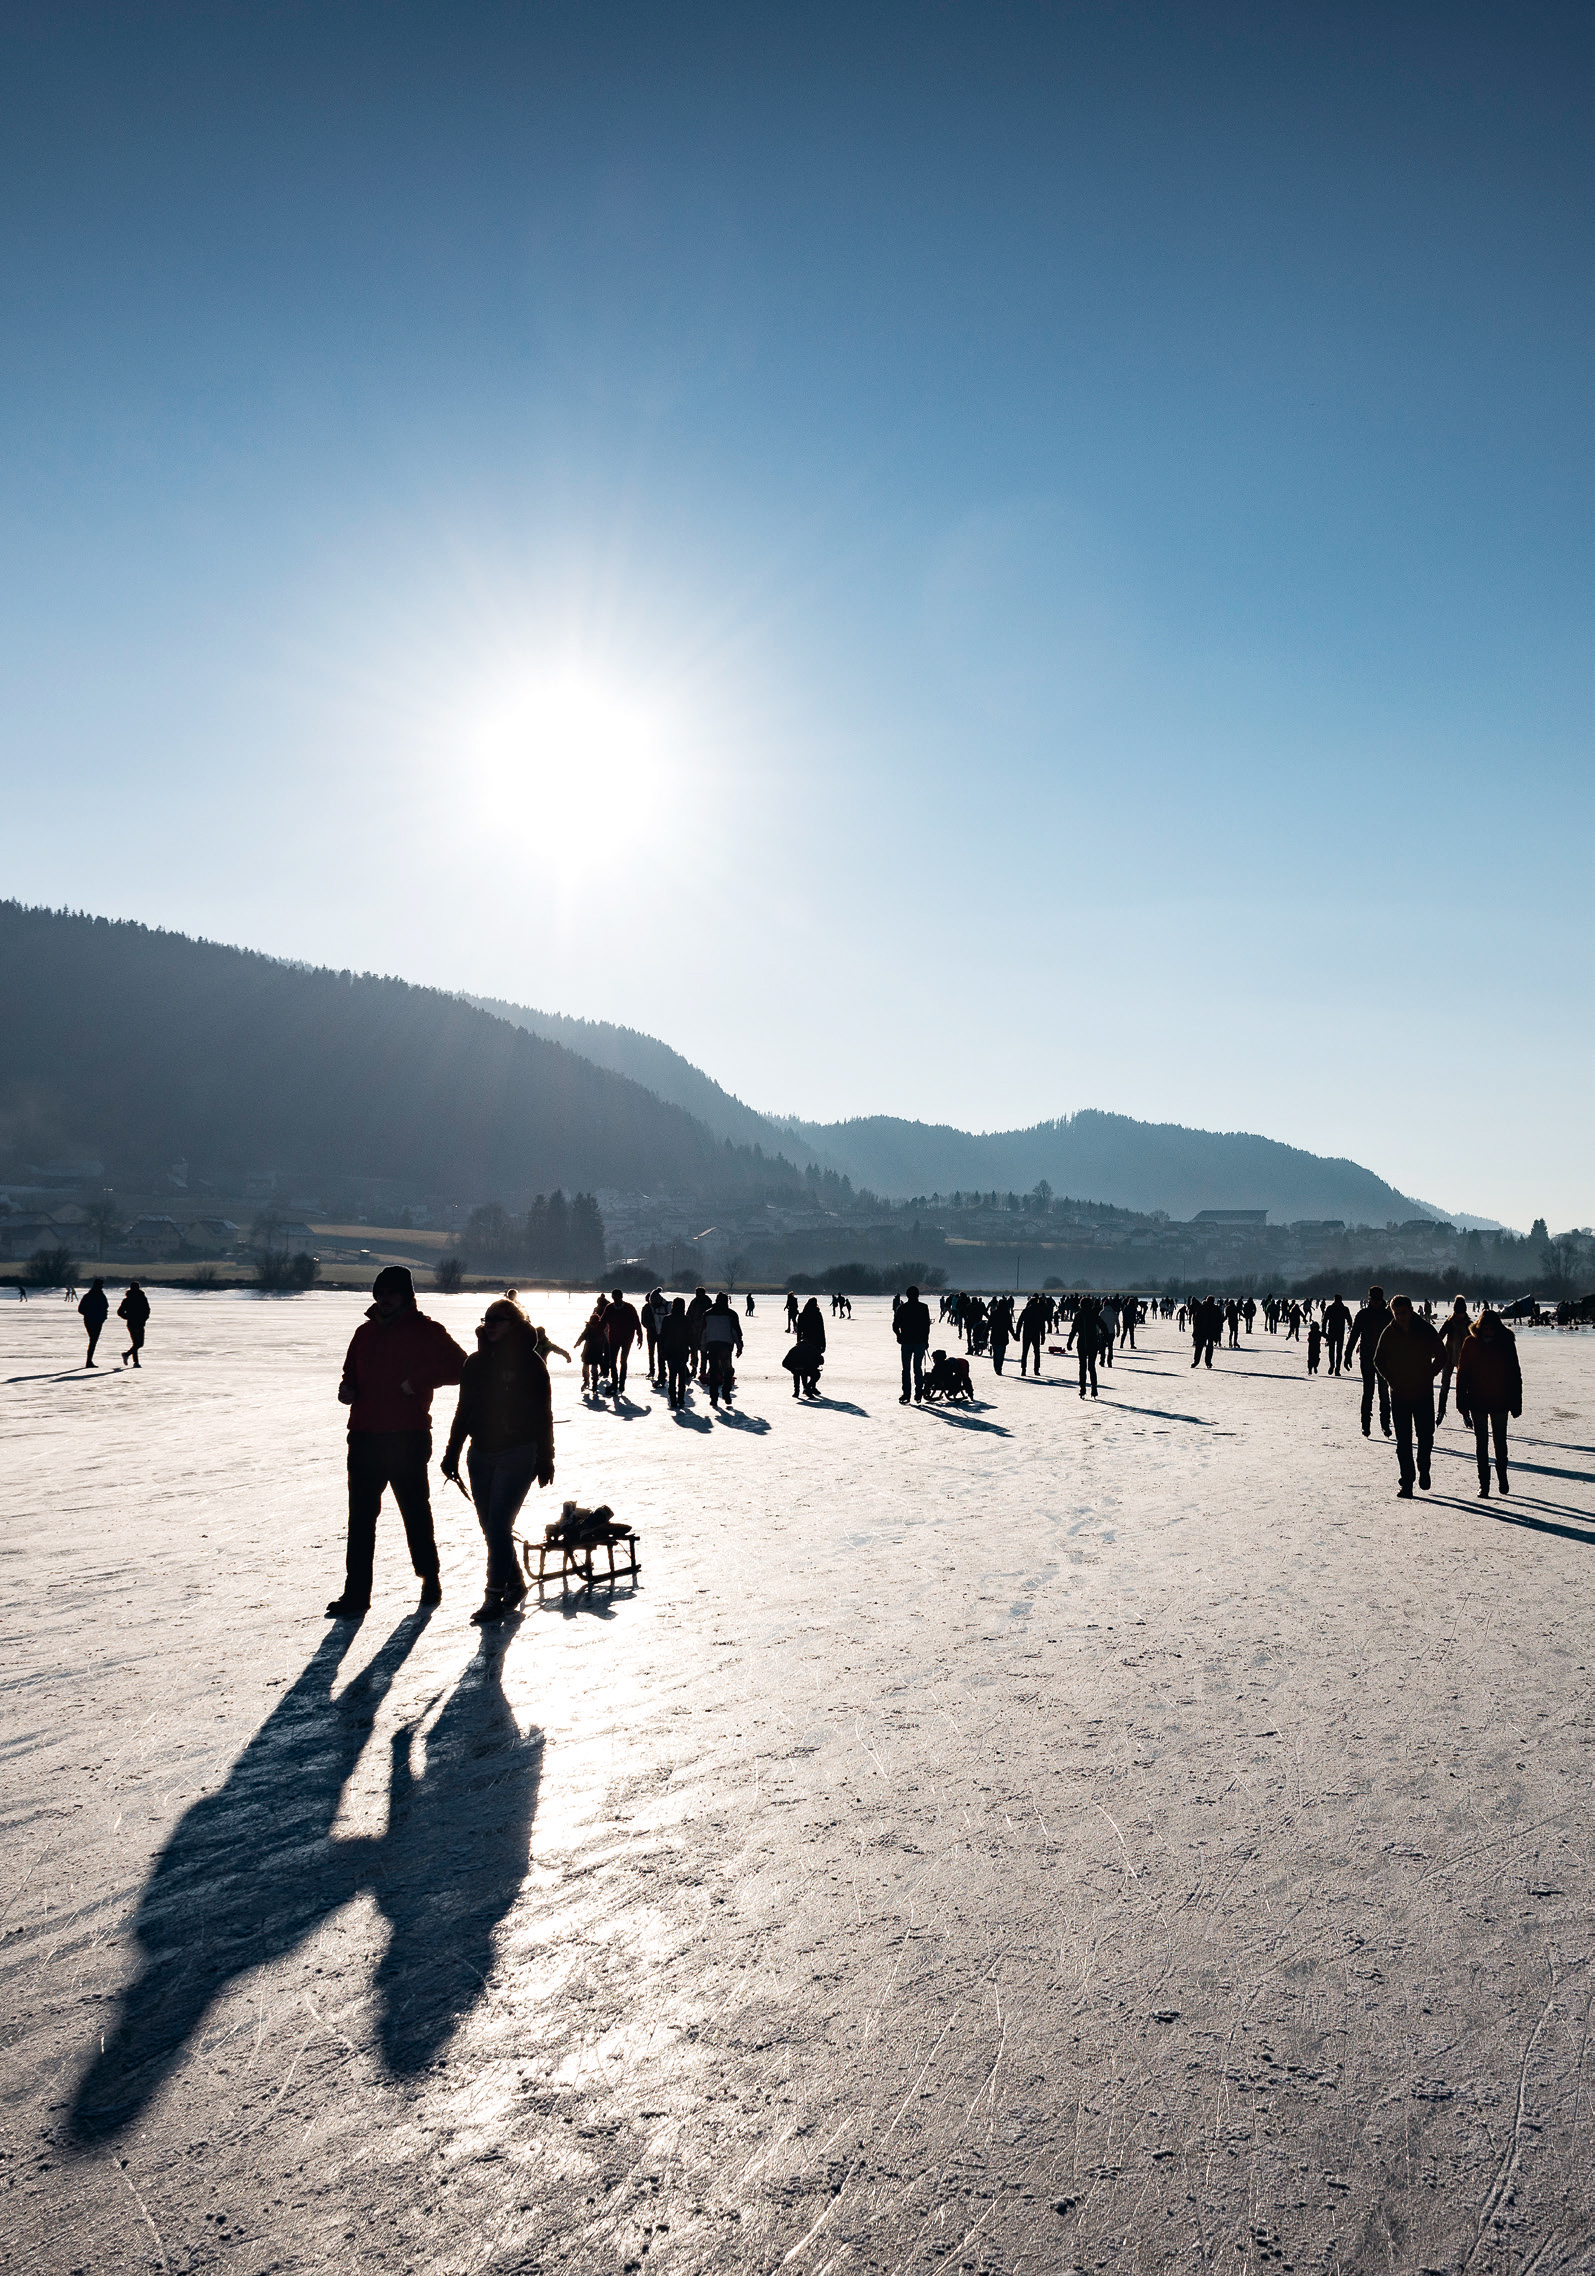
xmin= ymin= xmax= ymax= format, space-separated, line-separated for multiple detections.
xmin=2 ymin=1290 xmax=1593 ymax=2276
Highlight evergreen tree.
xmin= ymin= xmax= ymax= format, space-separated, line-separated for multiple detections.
xmin=545 ymin=1189 xmax=570 ymax=1275
xmin=570 ymin=1192 xmax=606 ymax=1278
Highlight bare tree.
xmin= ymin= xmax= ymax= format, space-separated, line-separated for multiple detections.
xmin=85 ymin=1191 xmax=121 ymax=1259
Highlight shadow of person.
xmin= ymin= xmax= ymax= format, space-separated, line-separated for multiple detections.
xmin=368 ymin=1623 xmax=541 ymax=2075
xmin=69 ymin=1615 xmax=428 ymax=2145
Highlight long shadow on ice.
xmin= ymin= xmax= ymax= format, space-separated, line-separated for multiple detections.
xmin=69 ymin=1614 xmax=540 ymax=2138
xmin=369 ymin=1623 xmax=540 ymax=2073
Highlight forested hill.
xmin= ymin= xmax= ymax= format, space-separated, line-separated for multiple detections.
xmin=0 ymin=905 xmax=797 ymax=1200
xmin=774 ymin=1109 xmax=1462 ymax=1227
xmin=468 ymin=995 xmax=824 ymax=1165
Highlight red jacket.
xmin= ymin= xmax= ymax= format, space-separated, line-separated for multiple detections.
xmin=339 ymin=1306 xmax=467 ymax=1434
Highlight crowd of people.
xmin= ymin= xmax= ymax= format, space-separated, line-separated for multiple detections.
xmin=30 ymin=1258 xmax=1533 ymax=1628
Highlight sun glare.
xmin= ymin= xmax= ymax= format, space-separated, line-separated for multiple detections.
xmin=461 ymin=669 xmax=676 ymax=884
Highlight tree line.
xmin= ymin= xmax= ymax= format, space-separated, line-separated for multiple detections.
xmin=456 ymin=1192 xmax=605 ymax=1279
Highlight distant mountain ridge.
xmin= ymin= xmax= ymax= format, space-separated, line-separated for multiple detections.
xmin=0 ymin=907 xmax=1500 ymax=1227
xmin=467 ymin=992 xmax=1495 ymax=1227
xmin=771 ymin=1109 xmax=1494 ymax=1228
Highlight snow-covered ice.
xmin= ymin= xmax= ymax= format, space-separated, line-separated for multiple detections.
xmin=3 ymin=1291 xmax=1593 ymax=2273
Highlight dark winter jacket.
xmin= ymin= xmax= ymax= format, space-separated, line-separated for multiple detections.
xmin=338 ymin=1305 xmax=467 ymax=1434
xmin=1438 ymin=1306 xmax=1473 ymax=1364
xmin=78 ymin=1286 xmax=108 ymax=1327
xmin=796 ymin=1301 xmax=826 ymax=1352
xmin=443 ymin=1329 xmax=553 ymax=1468
xmin=1345 ymin=1300 xmax=1390 ymax=1371
xmin=895 ymin=1297 xmax=931 ymax=1349
xmin=1372 ymin=1313 xmax=1445 ymax=1400
xmin=1454 ymin=1316 xmax=1523 ymax=1418
xmin=117 ymin=1287 xmax=150 ymax=1328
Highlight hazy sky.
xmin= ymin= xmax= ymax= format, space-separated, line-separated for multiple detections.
xmin=2 ymin=2 xmax=1589 ymax=1229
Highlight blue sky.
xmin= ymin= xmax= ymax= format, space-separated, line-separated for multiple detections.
xmin=1 ymin=2 xmax=1589 ymax=1228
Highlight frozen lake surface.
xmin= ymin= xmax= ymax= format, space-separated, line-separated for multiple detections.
xmin=3 ymin=1291 xmax=1592 ymax=2274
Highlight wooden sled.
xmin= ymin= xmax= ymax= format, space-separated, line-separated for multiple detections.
xmin=517 ymin=1501 xmax=641 ymax=1594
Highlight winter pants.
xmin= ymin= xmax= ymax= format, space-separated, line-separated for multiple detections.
xmin=1436 ymin=1360 xmax=1455 ymax=1421
xmin=1360 ymin=1366 xmax=1391 ymax=1435
xmin=1391 ymin=1392 xmax=1435 ymax=1489
xmin=991 ymin=1337 xmax=1008 ymax=1375
xmin=1473 ymin=1409 xmax=1511 ymax=1491
xmin=1327 ymin=1333 xmax=1344 ymax=1376
xmin=901 ymin=1343 xmax=926 ymax=1400
xmin=84 ymin=1323 xmax=103 ymax=1365
xmin=466 ymin=1441 xmax=540 ymax=1596
xmin=345 ymin=1430 xmax=437 ymax=1607
xmin=1020 ymin=1334 xmax=1042 ymax=1377
xmin=1076 ymin=1342 xmax=1097 ymax=1396
xmin=667 ymin=1358 xmax=689 ymax=1406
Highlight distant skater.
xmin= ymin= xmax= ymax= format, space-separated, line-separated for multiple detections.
xmin=785 ymin=1291 xmax=800 ymax=1336
xmin=326 ymin=1266 xmax=467 ymax=1619
xmin=1373 ymin=1295 xmax=1444 ymax=1498
xmin=660 ymin=1297 xmax=691 ymax=1409
xmin=78 ymin=1276 xmax=108 ymax=1367
xmin=745 ymin=1292 xmax=755 ymax=1316
xmin=117 ymin=1281 xmax=150 ymax=1368
xmin=1435 ymin=1295 xmax=1471 ymax=1424
xmin=1345 ymin=1286 xmax=1392 ymax=1437
xmin=603 ymin=1287 xmax=642 ymax=1397
xmin=895 ymin=1284 xmax=931 ymax=1404
xmin=988 ymin=1293 xmax=1015 ymax=1374
xmin=1068 ymin=1296 xmax=1101 ymax=1397
xmin=702 ymin=1291 xmax=744 ymax=1405
xmin=1017 ymin=1291 xmax=1047 ymax=1377
xmin=1323 ymin=1294 xmax=1351 ymax=1376
xmin=441 ymin=1297 xmax=553 ymax=1624
xmin=1067 ymin=1295 xmax=1101 ymax=1399
xmin=1307 ymin=1319 xmax=1323 ymax=1374
xmin=642 ymin=1289 xmax=664 ymax=1382
xmin=1455 ymin=1306 xmax=1522 ymax=1498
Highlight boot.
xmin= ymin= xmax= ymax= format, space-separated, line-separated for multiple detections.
xmin=325 ymin=1595 xmax=368 ymax=1619
xmin=419 ymin=1575 xmax=442 ymax=1607
xmin=1497 ymin=1467 xmax=1510 ymax=1495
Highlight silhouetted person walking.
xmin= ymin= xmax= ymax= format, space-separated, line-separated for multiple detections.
xmin=1455 ymin=1306 xmax=1522 ymax=1497
xmin=1067 ymin=1296 xmax=1101 ymax=1398
xmin=1345 ymin=1285 xmax=1392 ymax=1437
xmin=702 ymin=1291 xmax=744 ymax=1405
xmin=1323 ymin=1294 xmax=1351 ymax=1376
xmin=660 ymin=1297 xmax=691 ymax=1408
xmin=895 ymin=1284 xmax=931 ymax=1404
xmin=1017 ymin=1292 xmax=1047 ymax=1377
xmin=604 ymin=1288 xmax=642 ymax=1396
xmin=117 ymin=1281 xmax=150 ymax=1368
xmin=328 ymin=1267 xmax=466 ymax=1619
xmin=792 ymin=1297 xmax=826 ymax=1397
xmin=78 ymin=1277 xmax=108 ymax=1367
xmin=1373 ymin=1295 xmax=1444 ymax=1498
xmin=784 ymin=1291 xmax=800 ymax=1336
xmin=441 ymin=1298 xmax=552 ymax=1624
xmin=1435 ymin=1295 xmax=1471 ymax=1424
xmin=686 ymin=1286 xmax=713 ymax=1381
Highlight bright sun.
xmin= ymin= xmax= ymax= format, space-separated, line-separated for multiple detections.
xmin=472 ymin=671 xmax=666 ymax=859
